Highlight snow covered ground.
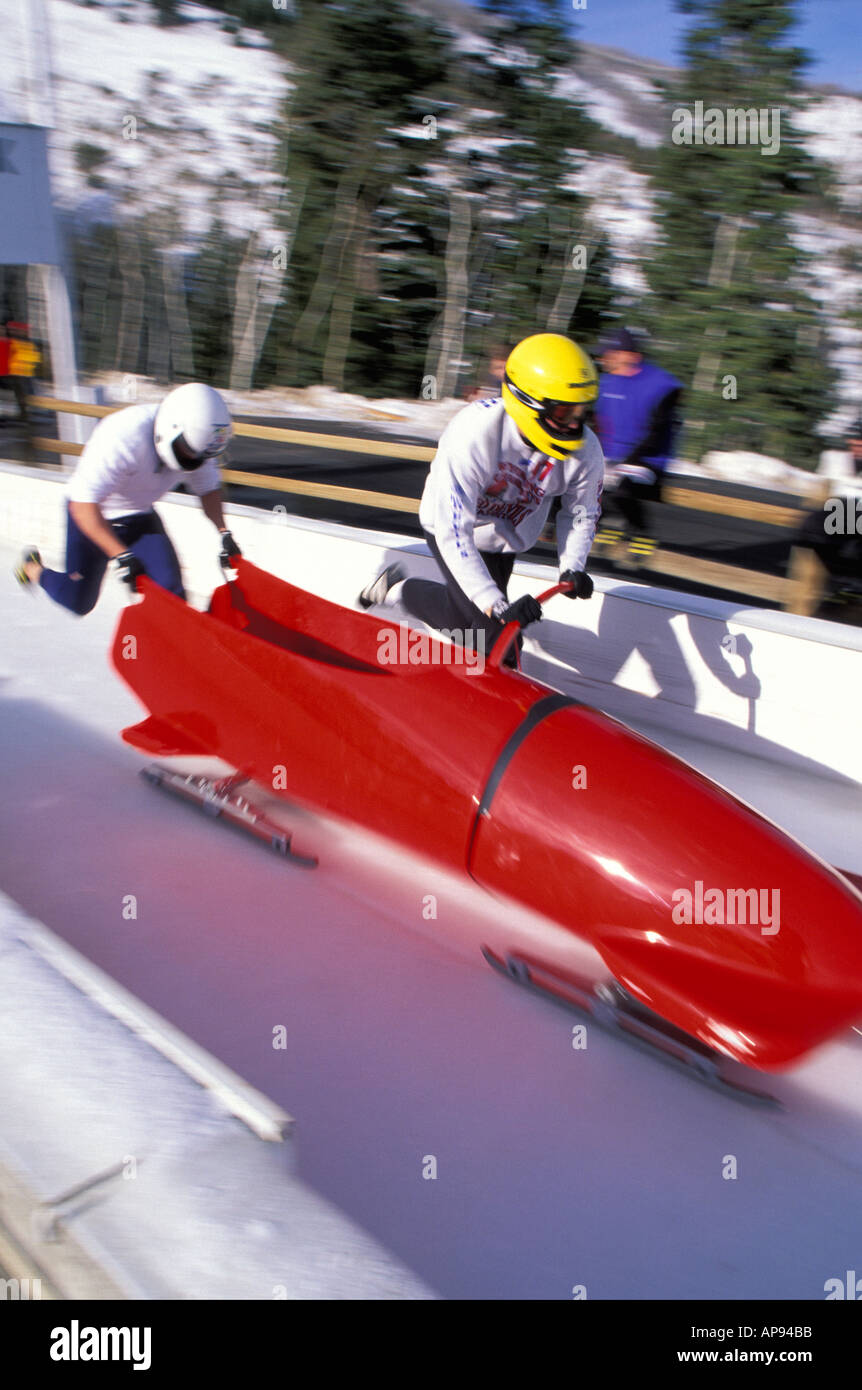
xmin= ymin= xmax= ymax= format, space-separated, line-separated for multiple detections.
xmin=567 ymin=156 xmax=656 ymax=297
xmin=557 ymin=70 xmax=663 ymax=149
xmin=84 ymin=370 xmax=468 ymax=437
xmin=3 ymin=0 xmax=289 ymax=244
xmin=795 ymin=94 xmax=862 ymax=213
xmin=3 ymin=535 xmax=862 ymax=1299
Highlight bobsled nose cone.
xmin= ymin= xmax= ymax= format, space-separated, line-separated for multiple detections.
xmin=468 ymin=703 xmax=862 ymax=1071
xmin=596 ymin=848 xmax=862 ymax=1070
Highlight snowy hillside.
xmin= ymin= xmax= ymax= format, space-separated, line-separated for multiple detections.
xmin=557 ymin=46 xmax=667 ymax=149
xmin=3 ymin=0 xmax=289 ymax=245
xmin=4 ymin=0 xmax=861 ymax=421
xmin=791 ymin=94 xmax=862 ymax=213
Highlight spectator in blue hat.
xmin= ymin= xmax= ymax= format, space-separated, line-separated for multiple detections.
xmin=595 ymin=328 xmax=683 ymax=541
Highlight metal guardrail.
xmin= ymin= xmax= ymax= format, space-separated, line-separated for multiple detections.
xmin=24 ymin=395 xmax=823 ymax=612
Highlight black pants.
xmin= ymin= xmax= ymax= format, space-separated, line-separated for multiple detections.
xmin=605 ymin=473 xmax=663 ymax=533
xmin=0 ymin=375 xmax=31 ymax=422
xmin=40 ymin=505 xmax=185 ymax=616
xmin=401 ymin=531 xmax=515 ymax=655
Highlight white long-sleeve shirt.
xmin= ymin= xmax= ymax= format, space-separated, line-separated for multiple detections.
xmin=66 ymin=404 xmax=222 ymax=519
xmin=419 ymin=397 xmax=604 ymax=612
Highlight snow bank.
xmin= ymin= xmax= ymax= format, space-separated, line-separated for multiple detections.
xmin=88 ymin=371 xmax=466 ymax=437
xmin=5 ymin=0 xmax=290 ymax=241
xmin=699 ymin=449 xmax=825 ymax=495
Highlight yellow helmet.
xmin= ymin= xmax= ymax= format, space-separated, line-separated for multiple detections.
xmin=502 ymin=333 xmax=599 ymax=458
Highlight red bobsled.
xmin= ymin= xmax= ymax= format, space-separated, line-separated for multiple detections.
xmin=111 ymin=558 xmax=862 ymax=1086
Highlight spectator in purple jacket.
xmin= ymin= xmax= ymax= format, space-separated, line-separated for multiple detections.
xmin=595 ymin=328 xmax=683 ymax=539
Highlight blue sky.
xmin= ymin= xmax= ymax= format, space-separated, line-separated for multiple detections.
xmin=567 ymin=0 xmax=861 ymax=92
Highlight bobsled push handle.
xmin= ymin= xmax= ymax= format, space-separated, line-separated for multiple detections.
xmin=537 ymin=580 xmax=574 ymax=605
xmin=487 ymin=580 xmax=574 ymax=670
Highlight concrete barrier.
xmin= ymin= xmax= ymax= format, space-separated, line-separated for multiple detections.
xmin=2 ymin=460 xmax=860 ymax=786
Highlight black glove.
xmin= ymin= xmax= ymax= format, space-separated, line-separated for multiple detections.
xmin=496 ymin=594 xmax=543 ymax=629
xmin=219 ymin=530 xmax=242 ymax=569
xmin=559 ymin=569 xmax=593 ymax=600
xmin=113 ymin=551 xmax=145 ymax=591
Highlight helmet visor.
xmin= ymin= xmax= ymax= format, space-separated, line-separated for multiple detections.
xmin=540 ymin=400 xmax=590 ymax=442
xmin=172 ymin=433 xmax=213 ymax=470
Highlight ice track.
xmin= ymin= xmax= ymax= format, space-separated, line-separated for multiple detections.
xmin=2 ymin=543 xmax=862 ymax=1300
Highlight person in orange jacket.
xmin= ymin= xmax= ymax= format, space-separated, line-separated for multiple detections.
xmin=0 ymin=321 xmax=41 ymax=423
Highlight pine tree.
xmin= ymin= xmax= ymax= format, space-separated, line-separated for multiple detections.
xmin=266 ymin=0 xmax=615 ymax=399
xmin=186 ymin=221 xmax=249 ymax=383
xmin=152 ymin=0 xmax=182 ymax=27
xmin=423 ymin=0 xmax=616 ymax=397
xmin=643 ymin=0 xmax=837 ymax=468
xmin=265 ymin=0 xmax=450 ymax=394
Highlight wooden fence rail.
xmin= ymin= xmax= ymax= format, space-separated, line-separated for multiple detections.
xmin=21 ymin=395 xmax=824 ymax=613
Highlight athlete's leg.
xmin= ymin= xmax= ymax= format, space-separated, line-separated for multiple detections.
xmin=616 ymin=476 xmax=662 ymax=535
xmin=400 ymin=532 xmax=515 ymax=653
xmin=39 ymin=504 xmax=109 ymax=615
xmin=114 ymin=511 xmax=186 ymax=600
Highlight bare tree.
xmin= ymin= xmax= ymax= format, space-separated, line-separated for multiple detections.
xmin=322 ymin=189 xmax=376 ymax=391
xmin=230 ymin=178 xmax=306 ymax=393
xmin=546 ymin=216 xmax=598 ymax=333
xmin=431 ymin=187 xmax=472 ymax=400
xmin=162 ymin=248 xmax=194 ymax=380
xmin=114 ymin=227 xmax=145 ymax=373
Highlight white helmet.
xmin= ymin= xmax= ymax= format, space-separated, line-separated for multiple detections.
xmin=154 ymin=383 xmax=233 ymax=471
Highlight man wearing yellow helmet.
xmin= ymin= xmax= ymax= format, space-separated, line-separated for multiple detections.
xmin=359 ymin=333 xmax=603 ymax=657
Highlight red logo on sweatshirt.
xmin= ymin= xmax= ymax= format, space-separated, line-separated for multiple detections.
xmin=480 ymin=459 xmax=548 ymax=525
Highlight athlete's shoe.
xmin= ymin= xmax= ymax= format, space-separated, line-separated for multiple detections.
xmin=358 ymin=563 xmax=406 ymax=609
xmin=13 ymin=547 xmax=41 ymax=589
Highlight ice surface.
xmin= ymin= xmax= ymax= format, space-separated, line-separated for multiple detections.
xmin=2 ymin=538 xmax=862 ymax=1299
xmin=0 ymin=892 xmax=436 ymax=1298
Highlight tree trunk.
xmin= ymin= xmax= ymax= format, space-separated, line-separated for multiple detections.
xmin=229 ymin=181 xmax=306 ymax=392
xmin=322 ymin=192 xmax=373 ymax=391
xmin=546 ymin=217 xmax=596 ymax=333
xmin=691 ymin=215 xmax=743 ymax=396
xmin=114 ymin=229 xmax=145 ymax=375
xmin=229 ymin=234 xmax=262 ymax=392
xmin=433 ymin=188 xmax=472 ymax=400
xmin=291 ymin=166 xmax=363 ymax=355
xmin=162 ymin=249 xmax=194 ymax=380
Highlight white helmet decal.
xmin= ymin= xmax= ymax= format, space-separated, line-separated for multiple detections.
xmin=154 ymin=383 xmax=234 ymax=471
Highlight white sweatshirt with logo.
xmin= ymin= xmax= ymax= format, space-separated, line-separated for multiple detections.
xmin=418 ymin=397 xmax=604 ymax=612
xmin=66 ymin=404 xmax=222 ymax=519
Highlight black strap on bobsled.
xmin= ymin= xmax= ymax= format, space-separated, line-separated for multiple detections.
xmin=465 ymin=692 xmax=576 ymax=877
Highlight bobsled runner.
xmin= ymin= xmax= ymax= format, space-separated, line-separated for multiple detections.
xmin=111 ymin=558 xmax=862 ymax=1096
